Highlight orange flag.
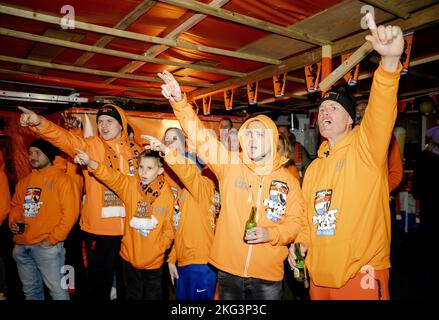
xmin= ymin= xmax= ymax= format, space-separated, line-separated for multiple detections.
xmin=400 ymin=32 xmax=413 ymax=75
xmin=224 ymin=89 xmax=233 ymax=110
xmin=247 ymin=82 xmax=258 ymax=105
xmin=341 ymin=53 xmax=360 ymax=86
xmin=273 ymin=73 xmax=287 ymax=98
xmin=305 ymin=62 xmax=321 ymax=93
xmin=202 ymin=96 xmax=211 ymax=115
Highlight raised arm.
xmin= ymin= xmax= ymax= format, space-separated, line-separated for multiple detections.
xmin=74 ymin=149 xmax=133 ymax=203
xmin=158 ymin=71 xmax=232 ymax=179
xmin=357 ymin=13 xmax=404 ymax=168
xmin=19 ymin=107 xmax=91 ymax=158
xmin=142 ymin=135 xmax=215 ymax=201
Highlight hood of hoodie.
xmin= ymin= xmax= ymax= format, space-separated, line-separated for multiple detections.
xmin=317 ymin=126 xmax=358 ymax=158
xmin=99 ymin=104 xmax=129 ymax=145
xmin=238 ymin=115 xmax=287 ymax=175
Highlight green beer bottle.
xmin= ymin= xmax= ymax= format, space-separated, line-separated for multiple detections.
xmin=244 ymin=206 xmax=257 ymax=242
xmin=293 ymin=243 xmax=306 ymax=282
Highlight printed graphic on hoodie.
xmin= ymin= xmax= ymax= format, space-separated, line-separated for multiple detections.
xmin=264 ymin=180 xmax=289 ymax=222
xmin=129 ymin=200 xmax=158 ymax=237
xmin=313 ymin=189 xmax=338 ymax=236
xmin=23 ymin=187 xmax=43 ymax=218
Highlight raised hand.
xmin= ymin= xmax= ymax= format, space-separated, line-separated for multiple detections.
xmin=364 ymin=12 xmax=404 ymax=72
xmin=157 ymin=70 xmax=182 ymax=103
xmin=74 ymin=148 xmax=94 ymax=168
xmin=18 ymin=106 xmax=42 ymax=127
xmin=141 ymin=135 xmax=169 ymax=155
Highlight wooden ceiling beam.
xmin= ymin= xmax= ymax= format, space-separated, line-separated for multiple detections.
xmin=0 ymin=4 xmax=279 ymax=65
xmin=0 ymin=27 xmax=245 ymax=77
xmin=105 ymin=0 xmax=231 ymax=84
xmin=159 ymin=0 xmax=332 ymax=45
xmin=361 ymin=0 xmax=410 ymax=19
xmin=187 ymin=3 xmax=439 ymax=101
xmin=0 ymin=55 xmax=212 ymax=88
xmin=74 ymin=0 xmax=156 ymax=66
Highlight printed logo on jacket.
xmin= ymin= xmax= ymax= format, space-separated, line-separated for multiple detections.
xmin=264 ymin=180 xmax=289 ymax=222
xmin=23 ymin=188 xmax=43 ymax=217
xmin=313 ymin=189 xmax=338 ymax=236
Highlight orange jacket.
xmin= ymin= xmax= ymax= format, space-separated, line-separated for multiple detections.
xmin=0 ymin=151 xmax=10 ymax=225
xmin=30 ymin=105 xmax=140 ymax=236
xmin=296 ymin=64 xmax=401 ymax=288
xmin=90 ymin=163 xmax=174 ymax=270
xmin=9 ymin=166 xmax=80 ymax=245
xmin=287 ymin=164 xmax=301 ymax=182
xmin=388 ymin=135 xmax=403 ymax=192
xmin=164 ymin=149 xmax=217 ymax=267
xmin=170 ymin=98 xmax=307 ymax=281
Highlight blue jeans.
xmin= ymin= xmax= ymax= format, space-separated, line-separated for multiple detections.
xmin=218 ymin=270 xmax=282 ymax=300
xmin=13 ymin=242 xmax=69 ymax=300
xmin=176 ymin=264 xmax=217 ymax=300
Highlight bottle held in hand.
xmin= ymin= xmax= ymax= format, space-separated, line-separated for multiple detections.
xmin=244 ymin=206 xmax=257 ymax=242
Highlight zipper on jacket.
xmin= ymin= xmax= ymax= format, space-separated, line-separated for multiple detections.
xmin=243 ymin=176 xmax=265 ymax=277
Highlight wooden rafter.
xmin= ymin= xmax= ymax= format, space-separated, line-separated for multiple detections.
xmin=0 ymin=27 xmax=245 ymax=77
xmin=0 ymin=4 xmax=280 ymax=65
xmin=187 ymin=3 xmax=439 ymax=101
xmin=159 ymin=0 xmax=332 ymax=45
xmin=74 ymin=0 xmax=156 ymax=66
xmin=105 ymin=0 xmax=231 ymax=84
xmin=0 ymin=55 xmax=212 ymax=88
xmin=361 ymin=0 xmax=410 ymax=19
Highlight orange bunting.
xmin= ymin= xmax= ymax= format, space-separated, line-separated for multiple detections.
xmin=224 ymin=89 xmax=233 ymax=110
xmin=273 ymin=73 xmax=287 ymax=98
xmin=400 ymin=32 xmax=413 ymax=75
xmin=305 ymin=62 xmax=321 ymax=93
xmin=247 ymin=82 xmax=258 ymax=105
xmin=341 ymin=53 xmax=360 ymax=86
xmin=202 ymin=96 xmax=211 ymax=115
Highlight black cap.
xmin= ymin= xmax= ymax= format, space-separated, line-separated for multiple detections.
xmin=28 ymin=139 xmax=60 ymax=163
xmin=96 ymin=104 xmax=123 ymax=129
xmin=320 ymin=90 xmax=356 ymax=123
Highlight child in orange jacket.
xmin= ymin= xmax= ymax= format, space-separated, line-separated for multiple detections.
xmin=74 ymin=148 xmax=175 ymax=300
xmin=143 ymin=132 xmax=218 ymax=300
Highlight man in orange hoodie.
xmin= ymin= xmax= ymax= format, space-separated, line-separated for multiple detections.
xmin=288 ymin=13 xmax=404 ymax=300
xmin=142 ymin=133 xmax=218 ymax=300
xmin=74 ymin=148 xmax=174 ymax=300
xmin=158 ymin=71 xmax=306 ymax=300
xmin=18 ymin=105 xmax=142 ymax=300
xmin=9 ymin=139 xmax=80 ymax=300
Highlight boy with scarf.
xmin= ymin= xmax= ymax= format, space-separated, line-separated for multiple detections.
xmin=74 ymin=148 xmax=174 ymax=300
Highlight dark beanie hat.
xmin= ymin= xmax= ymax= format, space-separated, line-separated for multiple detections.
xmin=96 ymin=104 xmax=123 ymax=129
xmin=320 ymin=89 xmax=356 ymax=122
xmin=28 ymin=139 xmax=60 ymax=163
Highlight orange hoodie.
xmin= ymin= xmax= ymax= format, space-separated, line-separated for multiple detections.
xmin=388 ymin=135 xmax=403 ymax=192
xmin=30 ymin=105 xmax=142 ymax=236
xmin=0 ymin=151 xmax=10 ymax=225
xmin=164 ymin=149 xmax=217 ymax=267
xmin=89 ymin=163 xmax=175 ymax=270
xmin=296 ymin=64 xmax=401 ymax=288
xmin=170 ymin=98 xmax=307 ymax=281
xmin=9 ymin=166 xmax=80 ymax=245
